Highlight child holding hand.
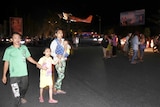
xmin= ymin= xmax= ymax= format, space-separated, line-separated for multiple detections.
xmin=38 ymin=47 xmax=59 ymax=103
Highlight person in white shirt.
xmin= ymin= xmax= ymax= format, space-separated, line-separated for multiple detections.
xmin=50 ymin=28 xmax=71 ymax=94
xmin=130 ymin=31 xmax=140 ymax=64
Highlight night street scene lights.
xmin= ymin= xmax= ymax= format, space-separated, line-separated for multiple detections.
xmin=48 ymin=20 xmax=57 ymax=26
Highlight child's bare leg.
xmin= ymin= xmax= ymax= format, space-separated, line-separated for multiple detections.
xmin=48 ymin=85 xmax=58 ymax=103
xmin=49 ymin=86 xmax=53 ymax=100
xmin=40 ymin=88 xmax=43 ymax=98
xmin=39 ymin=88 xmax=44 ymax=102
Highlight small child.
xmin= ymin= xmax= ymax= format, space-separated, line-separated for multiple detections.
xmin=63 ymin=40 xmax=71 ymax=59
xmin=38 ymin=47 xmax=58 ymax=103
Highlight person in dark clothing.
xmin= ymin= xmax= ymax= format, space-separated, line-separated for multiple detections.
xmin=101 ymin=35 xmax=109 ymax=59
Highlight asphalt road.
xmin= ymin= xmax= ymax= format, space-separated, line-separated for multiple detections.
xmin=1 ymin=45 xmax=160 ymax=107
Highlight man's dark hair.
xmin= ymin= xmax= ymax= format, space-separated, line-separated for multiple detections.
xmin=11 ymin=32 xmax=22 ymax=37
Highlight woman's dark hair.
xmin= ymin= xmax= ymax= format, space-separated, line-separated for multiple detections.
xmin=54 ymin=28 xmax=63 ymax=34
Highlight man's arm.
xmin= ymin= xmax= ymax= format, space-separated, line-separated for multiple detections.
xmin=2 ymin=61 xmax=9 ymax=84
xmin=27 ymin=56 xmax=42 ymax=69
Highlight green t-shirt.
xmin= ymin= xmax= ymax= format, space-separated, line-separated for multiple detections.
xmin=3 ymin=45 xmax=31 ymax=77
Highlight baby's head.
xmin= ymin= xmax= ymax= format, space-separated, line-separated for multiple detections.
xmin=64 ymin=40 xmax=69 ymax=45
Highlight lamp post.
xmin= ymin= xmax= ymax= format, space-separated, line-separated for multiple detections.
xmin=96 ymin=15 xmax=101 ymax=34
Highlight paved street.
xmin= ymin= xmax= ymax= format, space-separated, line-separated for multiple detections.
xmin=1 ymin=46 xmax=160 ymax=107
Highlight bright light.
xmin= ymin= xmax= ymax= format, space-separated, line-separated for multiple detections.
xmin=98 ymin=38 xmax=103 ymax=42
xmin=93 ymin=38 xmax=97 ymax=41
xmin=120 ymin=37 xmax=126 ymax=45
xmin=150 ymin=39 xmax=154 ymax=48
xmin=20 ymin=40 xmax=25 ymax=44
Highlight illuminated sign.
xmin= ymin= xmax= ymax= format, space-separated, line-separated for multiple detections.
xmin=120 ymin=9 xmax=145 ymax=26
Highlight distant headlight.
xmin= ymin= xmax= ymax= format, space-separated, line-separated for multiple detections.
xmin=20 ymin=40 xmax=25 ymax=44
xmin=98 ymin=38 xmax=103 ymax=42
xmin=93 ymin=38 xmax=98 ymax=41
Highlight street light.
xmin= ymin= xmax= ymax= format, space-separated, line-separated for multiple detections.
xmin=48 ymin=20 xmax=57 ymax=36
xmin=96 ymin=15 xmax=101 ymax=34
xmin=48 ymin=20 xmax=57 ymax=26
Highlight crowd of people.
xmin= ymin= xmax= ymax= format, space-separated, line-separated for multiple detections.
xmin=1 ymin=28 xmax=71 ymax=107
xmin=122 ymin=31 xmax=146 ymax=64
xmin=101 ymin=31 xmax=147 ymax=64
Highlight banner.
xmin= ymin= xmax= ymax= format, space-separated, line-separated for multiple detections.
xmin=10 ymin=17 xmax=23 ymax=35
xmin=120 ymin=9 xmax=145 ymax=26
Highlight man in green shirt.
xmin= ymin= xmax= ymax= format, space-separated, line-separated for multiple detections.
xmin=2 ymin=32 xmax=41 ymax=107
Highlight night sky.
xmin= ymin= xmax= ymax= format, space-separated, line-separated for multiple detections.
xmin=0 ymin=1 xmax=160 ymax=28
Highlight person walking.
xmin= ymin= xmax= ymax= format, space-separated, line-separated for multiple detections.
xmin=139 ymin=33 xmax=146 ymax=62
xmin=123 ymin=33 xmax=132 ymax=56
xmin=50 ymin=28 xmax=71 ymax=94
xmin=106 ymin=35 xmax=112 ymax=58
xmin=38 ymin=47 xmax=58 ymax=103
xmin=101 ymin=35 xmax=109 ymax=59
xmin=1 ymin=32 xmax=41 ymax=107
xmin=111 ymin=33 xmax=118 ymax=57
xmin=130 ymin=31 xmax=140 ymax=64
